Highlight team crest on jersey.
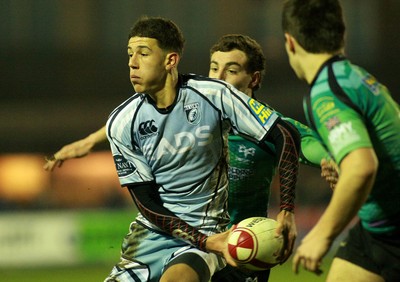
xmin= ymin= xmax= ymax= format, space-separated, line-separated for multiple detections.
xmin=184 ymin=103 xmax=201 ymax=124
xmin=248 ymin=99 xmax=273 ymax=125
xmin=113 ymin=154 xmax=136 ymax=177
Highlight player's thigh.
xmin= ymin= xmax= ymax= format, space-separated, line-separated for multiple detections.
xmin=326 ymin=258 xmax=384 ymax=282
xmin=160 ymin=262 xmax=200 ymax=282
xmin=161 ymin=249 xmax=224 ymax=282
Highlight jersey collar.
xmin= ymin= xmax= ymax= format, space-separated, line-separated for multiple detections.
xmin=310 ymin=54 xmax=346 ymax=88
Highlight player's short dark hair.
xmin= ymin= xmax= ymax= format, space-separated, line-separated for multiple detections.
xmin=282 ymin=0 xmax=345 ymax=53
xmin=210 ymin=34 xmax=266 ymax=91
xmin=129 ymin=16 xmax=185 ymax=56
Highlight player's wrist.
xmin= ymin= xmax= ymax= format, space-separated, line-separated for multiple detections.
xmin=279 ymin=205 xmax=294 ymax=213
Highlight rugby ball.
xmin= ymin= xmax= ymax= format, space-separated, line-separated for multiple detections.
xmin=227 ymin=217 xmax=284 ymax=271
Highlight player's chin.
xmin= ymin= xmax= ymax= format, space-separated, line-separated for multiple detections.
xmin=131 ymin=82 xmax=144 ymax=92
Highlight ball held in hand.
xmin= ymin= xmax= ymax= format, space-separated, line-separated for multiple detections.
xmin=228 ymin=217 xmax=284 ymax=271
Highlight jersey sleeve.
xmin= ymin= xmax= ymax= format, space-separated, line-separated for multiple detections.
xmin=219 ymin=84 xmax=280 ymax=141
xmin=311 ymin=92 xmax=372 ymax=164
xmin=282 ymin=116 xmax=331 ymax=167
xmin=106 ymin=106 xmax=154 ymax=186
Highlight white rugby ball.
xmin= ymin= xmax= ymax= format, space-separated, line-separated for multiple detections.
xmin=227 ymin=217 xmax=284 ymax=271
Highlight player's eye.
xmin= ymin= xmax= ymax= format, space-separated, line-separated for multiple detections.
xmin=210 ymin=67 xmax=218 ymax=72
xmin=227 ymin=69 xmax=238 ymax=75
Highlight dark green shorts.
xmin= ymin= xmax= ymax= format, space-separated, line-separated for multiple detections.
xmin=335 ymin=221 xmax=400 ymax=281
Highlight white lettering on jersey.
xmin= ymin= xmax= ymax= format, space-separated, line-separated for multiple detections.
xmin=155 ymin=126 xmax=213 ymax=159
xmin=196 ymin=126 xmax=213 ymax=146
xmin=328 ymin=121 xmax=361 ymax=154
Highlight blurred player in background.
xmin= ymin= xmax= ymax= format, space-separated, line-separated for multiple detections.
xmin=282 ymin=0 xmax=400 ymax=281
xmin=47 ymin=16 xmax=301 ymax=282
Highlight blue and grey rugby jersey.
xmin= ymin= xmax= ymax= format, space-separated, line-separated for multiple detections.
xmin=106 ymin=74 xmax=280 ymax=235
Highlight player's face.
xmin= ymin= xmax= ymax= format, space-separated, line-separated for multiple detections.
xmin=209 ymin=50 xmax=254 ymax=97
xmin=127 ymin=37 xmax=168 ymax=95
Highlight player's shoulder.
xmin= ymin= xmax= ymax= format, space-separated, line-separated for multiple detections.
xmin=180 ymin=73 xmax=230 ymax=91
xmin=115 ymin=93 xmax=143 ymax=111
xmin=109 ymin=93 xmax=143 ymax=122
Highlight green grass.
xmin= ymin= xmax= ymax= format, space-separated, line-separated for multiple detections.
xmin=1 ymin=257 xmax=331 ymax=282
xmin=0 ymin=264 xmax=110 ymax=282
xmin=270 ymin=257 xmax=331 ymax=282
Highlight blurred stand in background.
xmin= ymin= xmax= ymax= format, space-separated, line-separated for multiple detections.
xmin=0 ymin=151 xmax=333 ymax=268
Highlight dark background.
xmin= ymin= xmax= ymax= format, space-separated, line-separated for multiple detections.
xmin=1 ymin=0 xmax=399 ymax=154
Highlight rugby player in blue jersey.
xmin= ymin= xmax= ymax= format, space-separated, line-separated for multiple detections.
xmin=44 ymin=29 xmax=337 ymax=282
xmin=282 ymin=0 xmax=400 ymax=280
xmin=47 ymin=16 xmax=301 ymax=282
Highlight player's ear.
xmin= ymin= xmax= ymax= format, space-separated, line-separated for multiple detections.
xmin=165 ymin=52 xmax=180 ymax=71
xmin=284 ymin=33 xmax=296 ymax=54
xmin=249 ymin=71 xmax=261 ymax=90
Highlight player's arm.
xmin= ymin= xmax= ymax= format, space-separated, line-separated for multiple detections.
xmin=265 ymin=118 xmax=300 ymax=213
xmin=293 ymin=147 xmax=377 ymax=274
xmin=44 ymin=125 xmax=107 ymax=171
xmin=282 ymin=117 xmax=330 ymax=167
xmin=127 ymin=183 xmax=235 ymax=264
xmin=283 ymin=117 xmax=339 ymax=190
xmin=264 ymin=118 xmax=300 ymax=262
xmin=127 ymin=183 xmax=208 ymax=250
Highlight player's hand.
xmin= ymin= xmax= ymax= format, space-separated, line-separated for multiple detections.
xmin=275 ymin=210 xmax=297 ymax=263
xmin=43 ymin=137 xmax=96 ymax=171
xmin=292 ymin=227 xmax=331 ymax=276
xmin=206 ymin=227 xmax=238 ymax=267
xmin=320 ymin=158 xmax=339 ymax=190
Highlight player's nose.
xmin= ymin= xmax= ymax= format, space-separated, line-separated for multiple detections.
xmin=210 ymin=70 xmax=224 ymax=80
xmin=128 ymin=54 xmax=139 ymax=69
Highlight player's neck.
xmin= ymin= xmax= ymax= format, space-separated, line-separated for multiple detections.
xmin=148 ymin=71 xmax=179 ymax=109
xmin=303 ymin=53 xmax=336 ymax=84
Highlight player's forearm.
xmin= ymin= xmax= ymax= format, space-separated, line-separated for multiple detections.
xmin=87 ymin=125 xmax=107 ymax=146
xmin=127 ymin=183 xmax=208 ymax=251
xmin=312 ymin=148 xmax=377 ymax=240
xmin=273 ymin=121 xmax=300 ymax=212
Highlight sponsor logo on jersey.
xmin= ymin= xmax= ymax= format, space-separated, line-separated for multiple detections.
xmin=328 ymin=121 xmax=361 ymax=155
xmin=153 ymin=125 xmax=213 ymax=160
xmin=362 ymin=74 xmax=380 ymax=95
xmin=325 ymin=116 xmax=341 ymax=130
xmin=184 ymin=103 xmax=201 ymax=124
xmin=314 ymin=97 xmax=336 ymax=119
xmin=139 ymin=120 xmax=158 ymax=140
xmin=238 ymin=145 xmax=256 ymax=157
xmin=248 ymin=99 xmax=273 ymax=125
xmin=113 ymin=154 xmax=136 ymax=177
xmin=228 ymin=167 xmax=253 ymax=181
